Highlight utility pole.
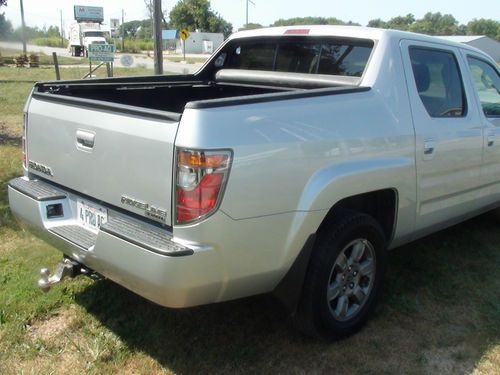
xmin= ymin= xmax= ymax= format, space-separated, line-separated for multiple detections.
xmin=153 ymin=0 xmax=163 ymax=75
xmin=121 ymin=9 xmax=125 ymax=52
xmin=245 ymin=0 xmax=255 ymax=28
xmin=20 ymin=0 xmax=27 ymax=54
xmin=60 ymin=10 xmax=64 ymax=48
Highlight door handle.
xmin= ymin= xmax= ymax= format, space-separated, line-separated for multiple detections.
xmin=76 ymin=130 xmax=95 ymax=149
xmin=423 ymin=139 xmax=436 ymax=160
xmin=487 ymin=133 xmax=496 ymax=147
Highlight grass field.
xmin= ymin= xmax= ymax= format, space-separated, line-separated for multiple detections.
xmin=0 ymin=66 xmax=499 ymax=374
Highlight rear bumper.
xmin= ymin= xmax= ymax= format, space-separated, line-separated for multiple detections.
xmin=7 ymin=177 xmax=226 ymax=308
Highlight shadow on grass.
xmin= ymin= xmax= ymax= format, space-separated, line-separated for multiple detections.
xmin=0 ymin=140 xmax=23 ymax=232
xmin=74 ymin=214 xmax=499 ymax=374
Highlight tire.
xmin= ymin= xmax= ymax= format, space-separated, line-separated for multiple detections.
xmin=293 ymin=211 xmax=387 ymax=339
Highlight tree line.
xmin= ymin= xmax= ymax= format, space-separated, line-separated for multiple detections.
xmin=247 ymin=13 xmax=500 ymax=41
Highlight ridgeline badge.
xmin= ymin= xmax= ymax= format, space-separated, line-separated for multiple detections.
xmin=120 ymin=195 xmax=167 ymax=223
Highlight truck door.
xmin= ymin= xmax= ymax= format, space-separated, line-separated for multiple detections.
xmin=400 ymin=40 xmax=484 ymax=231
xmin=462 ymin=53 xmax=500 ymax=196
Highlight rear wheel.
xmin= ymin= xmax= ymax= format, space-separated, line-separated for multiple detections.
xmin=294 ymin=211 xmax=387 ymax=339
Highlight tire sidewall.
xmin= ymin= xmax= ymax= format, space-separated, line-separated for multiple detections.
xmin=312 ymin=215 xmax=387 ymax=338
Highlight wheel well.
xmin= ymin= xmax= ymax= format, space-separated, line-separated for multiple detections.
xmin=318 ymin=189 xmax=398 ymax=243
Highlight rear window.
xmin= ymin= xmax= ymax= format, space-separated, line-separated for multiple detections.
xmin=221 ymin=37 xmax=374 ymax=77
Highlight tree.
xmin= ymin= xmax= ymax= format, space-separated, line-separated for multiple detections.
xmin=271 ymin=17 xmax=358 ymax=27
xmin=47 ymin=25 xmax=60 ymax=38
xmin=208 ymin=14 xmax=232 ymax=37
xmin=0 ymin=0 xmax=7 ymax=7
xmin=0 ymin=12 xmax=12 ymax=39
xmin=467 ymin=18 xmax=500 ymax=40
xmin=169 ymin=0 xmax=233 ymax=37
xmin=385 ymin=14 xmax=415 ymax=31
xmin=12 ymin=25 xmax=43 ymax=41
xmin=144 ymin=0 xmax=168 ymax=25
xmin=367 ymin=19 xmax=387 ymax=28
xmin=409 ymin=12 xmax=461 ymax=35
xmin=120 ymin=19 xmax=152 ymax=38
xmin=238 ymin=22 xmax=263 ymax=31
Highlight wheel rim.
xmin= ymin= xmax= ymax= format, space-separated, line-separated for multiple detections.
xmin=327 ymin=238 xmax=376 ymax=321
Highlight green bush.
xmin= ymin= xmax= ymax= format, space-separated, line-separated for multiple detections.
xmin=112 ymin=38 xmax=154 ymax=53
xmin=31 ymin=37 xmax=68 ymax=48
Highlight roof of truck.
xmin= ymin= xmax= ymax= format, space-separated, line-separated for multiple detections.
xmin=229 ymin=25 xmax=487 ymax=57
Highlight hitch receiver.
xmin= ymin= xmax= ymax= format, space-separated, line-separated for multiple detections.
xmin=38 ymin=257 xmax=88 ymax=293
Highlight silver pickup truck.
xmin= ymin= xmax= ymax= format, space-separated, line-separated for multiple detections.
xmin=8 ymin=26 xmax=500 ymax=338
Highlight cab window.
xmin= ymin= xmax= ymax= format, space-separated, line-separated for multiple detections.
xmin=224 ymin=38 xmax=373 ymax=77
xmin=467 ymin=57 xmax=500 ymax=117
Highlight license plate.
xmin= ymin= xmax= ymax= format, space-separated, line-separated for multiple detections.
xmin=77 ymin=199 xmax=108 ymax=233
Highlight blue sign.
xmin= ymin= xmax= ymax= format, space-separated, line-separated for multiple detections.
xmin=162 ymin=30 xmax=178 ymax=40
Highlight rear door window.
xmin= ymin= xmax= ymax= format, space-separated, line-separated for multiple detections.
xmin=409 ymin=47 xmax=466 ymax=117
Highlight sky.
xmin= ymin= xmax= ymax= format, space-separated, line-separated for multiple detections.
xmin=2 ymin=0 xmax=499 ymax=33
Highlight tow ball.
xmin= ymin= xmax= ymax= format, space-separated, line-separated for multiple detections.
xmin=37 ymin=257 xmax=91 ymax=293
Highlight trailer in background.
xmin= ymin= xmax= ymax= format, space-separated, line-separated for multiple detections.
xmin=69 ymin=5 xmax=108 ymax=57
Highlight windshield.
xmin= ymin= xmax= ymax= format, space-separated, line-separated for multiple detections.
xmin=84 ymin=31 xmax=105 ymax=38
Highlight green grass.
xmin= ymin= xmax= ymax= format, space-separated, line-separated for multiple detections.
xmin=0 ymin=68 xmax=499 ymax=374
xmin=31 ymin=37 xmax=69 ymax=48
xmin=165 ymin=57 xmax=208 ymax=64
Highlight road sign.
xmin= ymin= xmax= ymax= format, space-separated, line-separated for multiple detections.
xmin=179 ymin=28 xmax=190 ymax=41
xmin=88 ymin=44 xmax=116 ymax=62
xmin=120 ymin=54 xmax=134 ymax=67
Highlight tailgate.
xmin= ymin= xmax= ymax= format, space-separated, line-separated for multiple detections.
xmin=26 ymin=96 xmax=178 ymax=226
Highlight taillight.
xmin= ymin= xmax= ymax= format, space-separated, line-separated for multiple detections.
xmin=22 ymin=113 xmax=28 ymax=169
xmin=175 ymin=149 xmax=232 ymax=224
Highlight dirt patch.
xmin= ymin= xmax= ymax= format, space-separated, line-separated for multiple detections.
xmin=117 ymin=356 xmax=174 ymax=375
xmin=27 ymin=307 xmax=76 ymax=342
xmin=471 ymin=346 xmax=500 ymax=375
xmin=423 ymin=344 xmax=475 ymax=374
xmin=0 ymin=121 xmax=21 ymax=144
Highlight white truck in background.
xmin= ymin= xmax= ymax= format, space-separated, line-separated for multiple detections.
xmin=69 ymin=22 xmax=108 ymax=57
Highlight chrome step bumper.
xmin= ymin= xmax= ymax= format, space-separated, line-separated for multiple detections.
xmin=8 ymin=177 xmax=192 ymax=256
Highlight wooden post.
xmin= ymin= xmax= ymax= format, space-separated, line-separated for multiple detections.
xmin=20 ymin=0 xmax=27 ymax=55
xmin=106 ymin=62 xmax=112 ymax=77
xmin=52 ymin=52 xmax=61 ymax=80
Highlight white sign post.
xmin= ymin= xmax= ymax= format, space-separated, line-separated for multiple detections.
xmin=88 ymin=44 xmax=116 ymax=77
xmin=89 ymin=44 xmax=116 ymax=62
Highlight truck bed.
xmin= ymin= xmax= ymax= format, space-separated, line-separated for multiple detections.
xmin=33 ymin=70 xmax=360 ymax=114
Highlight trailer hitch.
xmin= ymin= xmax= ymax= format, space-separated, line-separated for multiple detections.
xmin=37 ymin=257 xmax=91 ymax=293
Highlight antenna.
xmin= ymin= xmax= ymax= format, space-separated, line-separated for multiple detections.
xmin=246 ymin=0 xmax=255 ymax=27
